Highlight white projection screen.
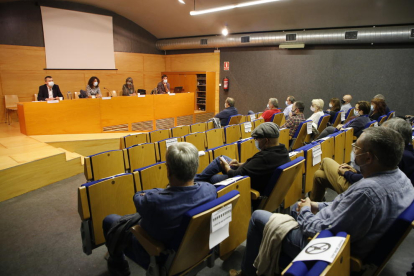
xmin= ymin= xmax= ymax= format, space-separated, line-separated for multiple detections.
xmin=41 ymin=6 xmax=116 ymax=69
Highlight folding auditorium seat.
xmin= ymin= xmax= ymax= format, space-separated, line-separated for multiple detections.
xmin=282 ymin=230 xmax=350 ymax=276
xmin=224 ymin=124 xmax=241 ymax=144
xmin=290 ymin=120 xmax=312 ymax=151
xmin=133 ymin=162 xmax=169 ymax=191
xmin=120 ymin=133 xmax=148 ymax=149
xmin=149 ymin=129 xmax=171 ymax=143
xmin=206 ymin=120 xmax=215 ymax=130
xmin=366 ymin=120 xmax=378 ymax=128
xmin=386 ymin=110 xmax=395 ymax=121
xmin=252 ymin=118 xmax=265 ymax=130
xmin=123 ymin=143 xmax=157 ymax=172
xmin=294 ymin=143 xmax=323 ymax=195
xmin=317 ymin=114 xmax=331 ymax=134
xmin=84 ymin=150 xmax=127 ymax=181
xmin=256 ymin=112 xmax=263 ymax=118
xmin=157 ymin=137 xmax=184 ymax=162
xmin=227 ymin=114 xmax=243 ymax=125
xmin=239 ymin=121 xmax=253 ymax=139
xmin=190 ymin=122 xmax=207 ymax=133
xmin=271 ymin=112 xmax=286 ymax=127
xmin=207 ymin=142 xmax=239 ymax=162
xmin=171 ymin=125 xmax=190 ymax=137
xmin=331 ymin=111 xmax=343 ymax=127
xmin=279 ymin=128 xmax=290 ymax=149
xmin=377 ymin=114 xmax=388 ymax=126
xmin=78 ymin=173 xmax=136 ymax=255
xmin=197 ymin=150 xmax=210 ymax=174
xmin=344 ymin=107 xmax=355 ymax=123
xmin=251 ymin=157 xmax=305 ymax=212
xmin=129 ymin=190 xmax=240 ymax=276
xmin=343 ymin=127 xmax=354 ymax=163
xmin=237 ymin=137 xmax=259 ymax=163
xmin=285 ymin=151 xmax=305 ymax=208
xmin=205 ymin=128 xmax=225 ymax=149
xmin=183 ymin=132 xmax=207 ymax=151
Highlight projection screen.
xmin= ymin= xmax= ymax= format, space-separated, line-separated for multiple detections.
xmin=40 ymin=6 xmax=116 ymax=69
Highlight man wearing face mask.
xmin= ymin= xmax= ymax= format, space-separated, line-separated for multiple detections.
xmin=194 ymin=122 xmax=290 ymax=193
xmin=157 ymin=75 xmax=170 ymax=94
xmin=283 ymin=96 xmax=295 ymax=119
xmin=259 ymin=98 xmax=281 ymax=122
xmin=214 ymin=97 xmax=238 ymax=127
xmin=340 ymin=94 xmax=353 ymax=114
xmin=37 ymin=76 xmax=64 ymax=101
xmin=281 ymin=101 xmax=306 ymax=137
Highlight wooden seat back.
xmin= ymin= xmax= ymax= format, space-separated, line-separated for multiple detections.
xmin=184 ymin=132 xmax=206 ymax=151
xmin=84 ymin=150 xmax=126 ymax=181
xmin=149 ymin=129 xmax=171 ymax=143
xmin=123 ymin=143 xmax=157 ymax=172
xmin=205 ymin=128 xmax=224 ymax=149
xmin=224 ymin=124 xmax=241 ymax=144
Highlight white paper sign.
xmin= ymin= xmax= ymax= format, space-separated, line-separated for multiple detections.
xmin=244 ymin=122 xmax=252 ymax=133
xmin=102 ymin=97 xmax=111 ymax=100
xmin=312 ymin=145 xmax=322 ymax=166
xmin=168 ymin=93 xmax=176 ymax=96
xmin=307 ymin=122 xmax=312 ymax=134
xmin=341 ymin=112 xmax=345 ymax=122
xmin=250 ymin=114 xmax=256 ymax=121
xmin=214 ymin=176 xmax=244 ymax=187
xmin=374 ymin=122 xmax=379 ymax=127
xmin=138 ymin=94 xmax=145 ymax=97
xmin=198 ymin=151 xmax=206 ymax=156
xmin=293 ymin=236 xmax=346 ymax=263
xmin=165 ymin=138 xmax=178 ymax=149
xmin=47 ymin=100 xmax=59 ymax=103
xmin=289 ymin=151 xmax=299 ymax=157
xmin=209 ymin=204 xmax=232 ymax=249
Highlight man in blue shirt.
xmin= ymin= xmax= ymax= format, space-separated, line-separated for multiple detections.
xmin=103 ymin=142 xmax=216 ymax=276
xmin=235 ymin=127 xmax=414 ymax=276
xmin=215 ymin=97 xmax=238 ymax=126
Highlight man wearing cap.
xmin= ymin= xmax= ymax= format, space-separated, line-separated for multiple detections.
xmin=194 ymin=122 xmax=290 ymax=193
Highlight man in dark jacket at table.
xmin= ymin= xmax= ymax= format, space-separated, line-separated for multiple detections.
xmin=38 ymin=76 xmax=64 ymax=101
xmin=214 ymin=97 xmax=238 ymax=126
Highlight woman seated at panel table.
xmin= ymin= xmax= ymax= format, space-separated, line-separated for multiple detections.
xmin=122 ymin=77 xmax=136 ymax=96
xmin=86 ymin=76 xmax=101 ymax=98
xmin=369 ymin=98 xmax=386 ymax=121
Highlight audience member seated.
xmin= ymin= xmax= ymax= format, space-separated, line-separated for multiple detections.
xmin=194 ymin=122 xmax=290 ymax=193
xmin=281 ymin=101 xmax=306 ymax=137
xmin=156 ymin=74 xmax=170 ymax=94
xmin=325 ymin=97 xmax=341 ymax=124
xmin=307 ymin=99 xmax=324 ymax=128
xmin=122 ymin=77 xmax=135 ymax=96
xmin=102 ymin=142 xmax=216 ymax=275
xmin=37 ymin=76 xmax=63 ymax=101
xmin=317 ymin=101 xmax=371 ymax=139
xmin=86 ymin=76 xmax=102 ymax=98
xmin=369 ymin=98 xmax=386 ymax=121
xmin=373 ymin=93 xmax=390 ymax=114
xmin=283 ymin=95 xmax=295 ymax=119
xmin=232 ymin=127 xmax=414 ymax=276
xmin=214 ymin=97 xmax=238 ymax=127
xmin=340 ymin=94 xmax=353 ymax=114
xmin=312 ymin=117 xmax=414 ymax=202
xmin=259 ymin=98 xmax=281 ymax=122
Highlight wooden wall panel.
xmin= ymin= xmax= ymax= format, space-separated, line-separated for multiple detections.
xmin=1 ymin=72 xmax=46 ymax=96
xmin=144 ymin=55 xmax=166 ymax=72
xmin=0 ymin=45 xmax=45 ymax=71
xmin=115 ymin=52 xmax=144 ymax=72
xmin=144 ymin=72 xmax=161 ymax=92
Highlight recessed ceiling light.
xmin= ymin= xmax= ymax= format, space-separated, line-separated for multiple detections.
xmin=179 ymin=0 xmax=185 ymax=4
xmin=222 ymin=27 xmax=229 ymax=36
xmin=190 ymin=0 xmax=281 ymax=15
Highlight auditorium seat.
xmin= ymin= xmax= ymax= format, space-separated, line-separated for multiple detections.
xmin=365 ymin=120 xmax=378 ymax=129
xmin=184 ymin=132 xmax=207 ymax=151
xmin=386 ymin=110 xmax=396 ymax=121
xmin=149 ymin=129 xmax=171 ymax=143
xmin=157 ymin=137 xmax=184 ymax=162
xmin=256 ymin=112 xmax=263 ymax=118
xmin=198 ymin=151 xmax=210 ymax=174
xmin=206 ymin=120 xmax=215 ymax=130
xmin=224 ymin=124 xmax=242 ymax=144
xmin=286 ymin=151 xmax=305 ymax=208
xmin=120 ymin=133 xmax=148 ymax=149
xmin=171 ymin=125 xmax=190 ymax=137
xmin=343 ymin=127 xmax=354 ymax=163
xmin=317 ymin=114 xmax=331 ymax=134
xmin=227 ymin=114 xmax=243 ymax=125
xmin=190 ymin=122 xmax=207 ymax=133
xmin=123 ymin=143 xmax=157 ymax=172
xmin=252 ymin=157 xmax=305 ymax=212
xmin=316 ymin=136 xmax=334 ymax=160
xmin=252 ymin=118 xmax=265 ymax=130
xmin=344 ymin=107 xmax=355 ymax=123
xmin=331 ymin=111 xmax=343 ymax=127
xmin=239 ymin=121 xmax=253 ymax=139
xmin=377 ymin=114 xmax=388 ymax=126
xmin=4 ymin=95 xmax=19 ymax=125
xmin=290 ymin=120 xmax=312 ymax=151
xmin=295 ymin=143 xmax=322 ymax=194
xmin=205 ymin=128 xmax=225 ymax=149
xmin=237 ymin=137 xmax=259 ymax=163
xmin=129 ymin=190 xmax=240 ymax=275
xmin=279 ymin=128 xmax=290 ymax=149
xmin=84 ymin=149 xmax=127 ymax=181
xmin=329 ymin=131 xmax=346 ymax=164
xmin=133 ymin=162 xmax=169 ymax=191
xmin=271 ymin=112 xmax=286 ymax=127
xmin=207 ymin=142 xmax=239 ymax=162
xmin=78 ymin=173 xmax=136 ymax=255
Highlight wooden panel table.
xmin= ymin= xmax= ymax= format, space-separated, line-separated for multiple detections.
xmin=18 ymin=93 xmax=196 ymax=135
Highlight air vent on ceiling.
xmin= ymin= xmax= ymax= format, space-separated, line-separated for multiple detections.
xmin=286 ymin=34 xmax=296 ymax=41
xmin=241 ymin=36 xmax=250 ymax=43
xmin=345 ymin=31 xmax=358 ymax=40
xmin=411 ymin=29 xmax=414 ymax=38
xmin=200 ymin=39 xmax=208 ymax=45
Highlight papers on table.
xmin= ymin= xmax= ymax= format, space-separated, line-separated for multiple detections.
xmin=341 ymin=112 xmax=346 ymax=122
xmin=138 ymin=94 xmax=145 ymax=97
xmin=168 ymin=93 xmax=176 ymax=96
xmin=250 ymin=114 xmax=256 ymax=121
xmin=244 ymin=122 xmax=252 ymax=133
xmin=47 ymin=100 xmax=59 ymax=103
xmin=165 ymin=138 xmax=178 ymax=149
xmin=214 ymin=176 xmax=244 ymax=187
xmin=307 ymin=121 xmax=312 ymax=134
xmin=293 ymin=236 xmax=346 ymax=263
xmin=102 ymin=97 xmax=111 ymax=100
xmin=209 ymin=204 xmax=232 ymax=249
xmin=312 ymin=144 xmax=322 ymax=166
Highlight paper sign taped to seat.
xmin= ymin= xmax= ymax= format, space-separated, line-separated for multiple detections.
xmin=293 ymin=236 xmax=346 ymax=263
xmin=307 ymin=122 xmax=312 ymax=134
xmin=214 ymin=176 xmax=244 ymax=187
xmin=250 ymin=114 xmax=256 ymax=121
xmin=209 ymin=204 xmax=232 ymax=249
xmin=341 ymin=112 xmax=345 ymax=122
xmin=312 ymin=145 xmax=322 ymax=166
xmin=244 ymin=122 xmax=252 ymax=133
xmin=165 ymin=138 xmax=178 ymax=149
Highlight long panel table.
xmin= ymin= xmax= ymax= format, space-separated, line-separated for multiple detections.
xmin=18 ymin=93 xmax=195 ymax=135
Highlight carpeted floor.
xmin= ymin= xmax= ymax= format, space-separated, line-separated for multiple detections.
xmin=0 ymin=174 xmax=412 ymax=275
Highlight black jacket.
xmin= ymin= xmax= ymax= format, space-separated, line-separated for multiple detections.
xmin=38 ymin=84 xmax=63 ymax=101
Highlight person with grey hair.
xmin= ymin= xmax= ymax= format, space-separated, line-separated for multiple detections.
xmin=214 ymin=97 xmax=238 ymax=126
xmin=259 ymin=98 xmax=282 ymax=122
xmin=122 ymin=77 xmax=135 ymax=96
xmin=232 ymin=127 xmax=414 ymax=276
xmin=102 ymin=142 xmax=216 ymax=275
xmin=194 ymin=122 xmax=290 ymax=193
xmin=307 ymin=99 xmax=324 ymax=128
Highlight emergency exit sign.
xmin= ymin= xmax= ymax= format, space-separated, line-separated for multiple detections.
xmin=224 ymin=61 xmax=229 ymax=71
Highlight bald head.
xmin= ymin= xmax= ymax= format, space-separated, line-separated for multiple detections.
xmin=343 ymin=95 xmax=352 ymax=103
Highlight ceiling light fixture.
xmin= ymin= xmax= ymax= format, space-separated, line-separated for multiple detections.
xmin=178 ymin=0 xmax=185 ymax=4
xmin=222 ymin=27 xmax=229 ymax=36
xmin=190 ymin=0 xmax=281 ymax=16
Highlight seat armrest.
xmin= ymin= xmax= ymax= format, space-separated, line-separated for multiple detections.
xmin=350 ymin=256 xmax=362 ymax=272
xmin=130 ymin=225 xmax=166 ymax=256
xmin=250 ymin=189 xmax=260 ymax=200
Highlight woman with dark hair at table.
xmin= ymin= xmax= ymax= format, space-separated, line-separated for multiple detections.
xmin=122 ymin=77 xmax=136 ymax=96
xmin=86 ymin=76 xmax=101 ymax=98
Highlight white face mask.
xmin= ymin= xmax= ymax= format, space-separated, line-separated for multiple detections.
xmin=48 ymin=81 xmax=54 ymax=87
xmin=371 ymin=105 xmax=374 ymax=111
xmin=285 ymin=101 xmax=288 ymax=106
xmin=127 ymin=82 xmax=132 ymax=85
xmin=93 ymin=81 xmax=98 ymax=87
xmin=254 ymin=140 xmax=261 ymax=151
xmin=329 ymin=103 xmax=332 ymax=108
xmin=267 ymin=104 xmax=270 ymax=109
xmin=163 ymin=79 xmax=168 ymax=83
xmin=354 ymin=109 xmax=360 ymax=116
xmin=310 ymin=106 xmax=315 ymax=112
